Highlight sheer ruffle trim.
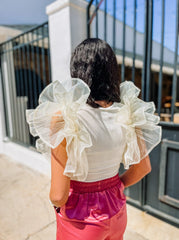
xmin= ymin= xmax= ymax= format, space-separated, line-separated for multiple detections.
xmin=116 ymin=80 xmax=162 ymax=169
xmin=26 ymin=78 xmax=92 ymax=181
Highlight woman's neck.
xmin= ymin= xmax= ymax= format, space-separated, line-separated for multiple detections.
xmin=94 ymin=100 xmax=113 ymax=108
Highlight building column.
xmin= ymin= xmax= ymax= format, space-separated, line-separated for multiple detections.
xmin=46 ymin=0 xmax=88 ymax=82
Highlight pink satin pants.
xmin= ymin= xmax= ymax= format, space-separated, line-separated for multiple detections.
xmin=53 ymin=174 xmax=127 ymax=240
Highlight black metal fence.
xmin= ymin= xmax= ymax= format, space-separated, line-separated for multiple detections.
xmin=87 ymin=0 xmax=179 ymax=226
xmin=0 ymin=22 xmax=51 ymax=147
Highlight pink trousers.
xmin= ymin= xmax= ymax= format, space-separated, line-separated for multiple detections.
xmin=53 ymin=174 xmax=127 ymax=240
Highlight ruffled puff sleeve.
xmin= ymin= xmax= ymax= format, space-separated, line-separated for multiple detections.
xmin=116 ymin=80 xmax=162 ymax=169
xmin=25 ymin=78 xmax=92 ymax=181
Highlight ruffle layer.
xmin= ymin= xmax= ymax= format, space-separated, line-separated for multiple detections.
xmin=26 ymin=78 xmax=92 ymax=181
xmin=116 ymin=80 xmax=162 ymax=169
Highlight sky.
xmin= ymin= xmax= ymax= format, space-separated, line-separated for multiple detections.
xmin=0 ymin=0 xmax=54 ymax=25
xmin=87 ymin=0 xmax=178 ymax=53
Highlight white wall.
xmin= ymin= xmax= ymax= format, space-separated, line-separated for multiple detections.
xmin=46 ymin=0 xmax=88 ymax=82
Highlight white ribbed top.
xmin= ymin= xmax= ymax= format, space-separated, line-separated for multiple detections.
xmin=77 ymin=103 xmax=126 ymax=182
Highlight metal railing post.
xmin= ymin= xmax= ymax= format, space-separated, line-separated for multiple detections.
xmin=171 ymin=0 xmax=179 ymax=122
xmin=121 ymin=0 xmax=126 ymax=83
xmin=157 ymin=0 xmax=165 ymax=116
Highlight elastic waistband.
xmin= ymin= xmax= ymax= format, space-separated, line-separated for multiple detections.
xmin=70 ymin=174 xmax=122 ymax=193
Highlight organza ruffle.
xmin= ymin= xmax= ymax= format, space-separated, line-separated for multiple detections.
xmin=116 ymin=80 xmax=162 ymax=169
xmin=26 ymin=78 xmax=92 ymax=181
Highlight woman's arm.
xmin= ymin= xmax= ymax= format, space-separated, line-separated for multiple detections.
xmin=119 ymin=128 xmax=152 ymax=188
xmin=119 ymin=154 xmax=151 ymax=188
xmin=49 ymin=138 xmax=70 ymax=208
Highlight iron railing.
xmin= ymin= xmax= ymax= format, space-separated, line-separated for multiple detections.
xmin=0 ymin=22 xmax=51 ymax=147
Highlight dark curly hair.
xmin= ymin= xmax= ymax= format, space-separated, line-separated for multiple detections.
xmin=70 ymin=38 xmax=120 ymax=108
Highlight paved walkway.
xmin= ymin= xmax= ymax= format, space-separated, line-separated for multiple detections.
xmin=0 ymin=153 xmax=178 ymax=240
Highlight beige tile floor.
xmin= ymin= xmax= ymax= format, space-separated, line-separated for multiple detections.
xmin=0 ymin=154 xmax=178 ymax=240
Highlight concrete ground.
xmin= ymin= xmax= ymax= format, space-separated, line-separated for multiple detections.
xmin=0 ymin=153 xmax=178 ymax=240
